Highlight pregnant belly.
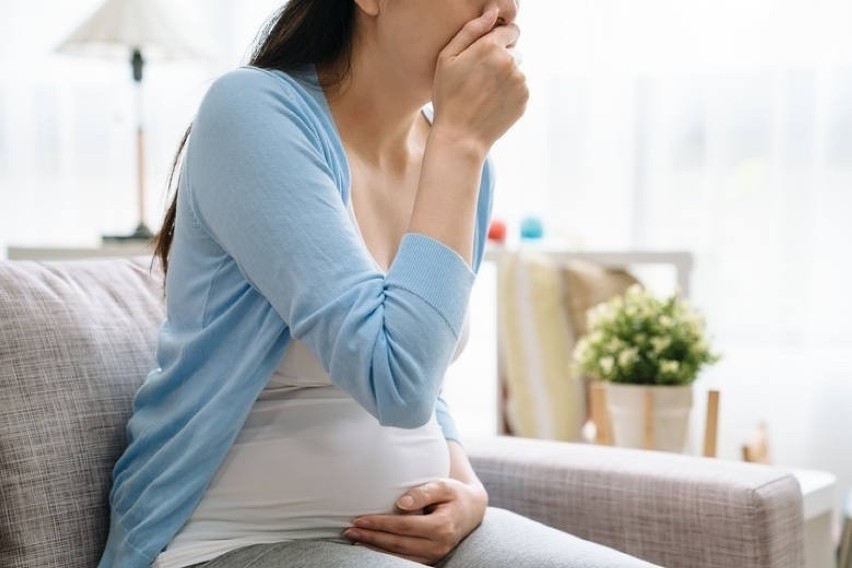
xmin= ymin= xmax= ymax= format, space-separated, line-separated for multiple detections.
xmin=174 ymin=390 xmax=451 ymax=543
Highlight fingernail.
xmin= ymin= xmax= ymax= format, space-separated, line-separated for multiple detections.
xmin=398 ymin=495 xmax=415 ymax=509
xmin=354 ymin=518 xmax=371 ymax=528
xmin=345 ymin=529 xmax=360 ymax=540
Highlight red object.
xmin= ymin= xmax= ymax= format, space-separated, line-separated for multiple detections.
xmin=488 ymin=220 xmax=507 ymax=243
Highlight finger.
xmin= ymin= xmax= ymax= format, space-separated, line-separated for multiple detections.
xmin=396 ymin=480 xmax=456 ymax=512
xmin=477 ymin=22 xmax=521 ymax=50
xmin=441 ymin=8 xmax=499 ymax=58
xmin=353 ymin=511 xmax=441 ymax=537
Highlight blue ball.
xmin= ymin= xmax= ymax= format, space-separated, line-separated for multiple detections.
xmin=520 ymin=216 xmax=544 ymax=240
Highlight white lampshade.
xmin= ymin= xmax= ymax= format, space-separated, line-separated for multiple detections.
xmin=57 ymin=0 xmax=203 ymax=60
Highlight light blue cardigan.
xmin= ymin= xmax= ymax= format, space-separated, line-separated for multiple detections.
xmin=99 ymin=66 xmax=494 ymax=567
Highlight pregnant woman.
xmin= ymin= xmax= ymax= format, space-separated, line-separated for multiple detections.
xmin=99 ymin=1 xmax=657 ymax=567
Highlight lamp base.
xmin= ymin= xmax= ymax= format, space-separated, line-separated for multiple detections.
xmin=102 ymin=222 xmax=155 ymax=243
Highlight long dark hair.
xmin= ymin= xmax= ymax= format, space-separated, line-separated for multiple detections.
xmin=154 ymin=0 xmax=356 ymax=275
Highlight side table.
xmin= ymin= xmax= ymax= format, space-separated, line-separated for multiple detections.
xmin=840 ymin=490 xmax=851 ymax=568
xmin=792 ymin=469 xmax=838 ymax=568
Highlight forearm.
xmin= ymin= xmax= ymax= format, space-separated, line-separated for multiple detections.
xmin=448 ymin=440 xmax=487 ymax=495
xmin=408 ymin=128 xmax=486 ymax=267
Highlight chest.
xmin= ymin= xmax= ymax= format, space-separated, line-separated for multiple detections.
xmin=348 ymin=163 xmax=422 ymax=273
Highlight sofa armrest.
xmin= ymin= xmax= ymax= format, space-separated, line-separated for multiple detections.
xmin=467 ymin=436 xmax=804 ymax=568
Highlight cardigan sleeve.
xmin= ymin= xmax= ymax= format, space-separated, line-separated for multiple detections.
xmin=185 ymin=68 xmax=481 ymax=429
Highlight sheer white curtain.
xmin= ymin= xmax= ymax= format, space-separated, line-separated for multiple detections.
xmin=0 ymin=0 xmax=280 ymax=248
xmin=482 ymin=0 xmax=852 ymax=487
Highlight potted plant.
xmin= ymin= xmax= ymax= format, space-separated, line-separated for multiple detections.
xmin=572 ymin=284 xmax=721 ymax=453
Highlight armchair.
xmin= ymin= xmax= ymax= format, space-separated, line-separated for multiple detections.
xmin=0 ymin=258 xmax=803 ymax=567
xmin=468 ymin=436 xmax=803 ymax=567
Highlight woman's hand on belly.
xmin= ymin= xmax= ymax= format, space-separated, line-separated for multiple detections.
xmin=343 ymin=477 xmax=488 ymax=565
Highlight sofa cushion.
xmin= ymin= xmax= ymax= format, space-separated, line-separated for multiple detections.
xmin=0 ymin=257 xmax=164 ymax=568
xmin=560 ymin=260 xmax=640 ymax=338
xmin=497 ymin=252 xmax=584 ymax=441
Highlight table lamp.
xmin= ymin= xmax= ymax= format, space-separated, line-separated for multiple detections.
xmin=57 ymin=0 xmax=202 ymax=241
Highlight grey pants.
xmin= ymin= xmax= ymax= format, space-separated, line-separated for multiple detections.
xmin=195 ymin=507 xmax=658 ymax=567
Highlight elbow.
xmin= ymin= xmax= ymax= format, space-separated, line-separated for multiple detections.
xmin=376 ymin=399 xmax=435 ymax=429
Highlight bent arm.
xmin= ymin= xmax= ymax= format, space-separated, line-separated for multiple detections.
xmin=449 ymin=440 xmax=488 ymax=501
xmin=187 ymin=68 xmax=489 ymax=429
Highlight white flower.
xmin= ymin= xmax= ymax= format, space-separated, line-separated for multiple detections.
xmin=586 ymin=304 xmax=611 ymax=327
xmin=660 ymin=360 xmax=680 ymax=374
xmin=609 ymin=296 xmax=625 ymax=312
xmin=618 ymin=348 xmax=639 ymax=367
xmin=599 ymin=356 xmax=615 ymax=376
xmin=687 ymin=316 xmax=704 ymax=335
xmin=651 ymin=336 xmax=672 ymax=353
xmin=659 ymin=315 xmax=673 ymax=328
xmin=625 ymin=284 xmax=644 ymax=299
xmin=606 ymin=338 xmax=624 ymax=353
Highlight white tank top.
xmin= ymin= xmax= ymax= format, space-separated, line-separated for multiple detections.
xmin=154 ymin=202 xmax=470 ymax=568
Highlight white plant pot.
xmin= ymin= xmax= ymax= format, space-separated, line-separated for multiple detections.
xmin=606 ymin=383 xmax=693 ymax=453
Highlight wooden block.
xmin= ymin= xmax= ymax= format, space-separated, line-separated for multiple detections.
xmin=839 ymin=494 xmax=852 ymax=568
xmin=703 ymin=390 xmax=720 ymax=458
xmin=741 ymin=422 xmax=771 ymax=464
xmin=643 ymin=389 xmax=654 ymax=450
xmin=590 ymin=383 xmax=612 ymax=446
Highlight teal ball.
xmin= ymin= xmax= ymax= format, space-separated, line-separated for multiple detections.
xmin=520 ymin=216 xmax=544 ymax=240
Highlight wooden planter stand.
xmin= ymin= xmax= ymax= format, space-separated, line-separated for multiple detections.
xmin=590 ymin=383 xmax=720 ymax=457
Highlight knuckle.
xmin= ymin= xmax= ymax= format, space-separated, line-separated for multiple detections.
xmin=437 ymin=524 xmax=455 ymax=541
xmin=499 ymin=53 xmax=517 ymax=71
xmin=438 ymin=542 xmax=454 ymax=557
xmin=481 ymin=50 xmax=504 ymax=70
xmin=484 ymin=49 xmax=514 ymax=72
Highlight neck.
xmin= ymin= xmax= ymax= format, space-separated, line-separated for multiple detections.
xmin=317 ymin=30 xmax=429 ymax=170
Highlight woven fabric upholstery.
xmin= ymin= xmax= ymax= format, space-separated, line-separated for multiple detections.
xmin=0 ymin=258 xmax=163 ymax=568
xmin=468 ymin=436 xmax=805 ymax=568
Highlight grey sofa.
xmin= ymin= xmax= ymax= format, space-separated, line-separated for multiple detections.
xmin=0 ymin=257 xmax=804 ymax=568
